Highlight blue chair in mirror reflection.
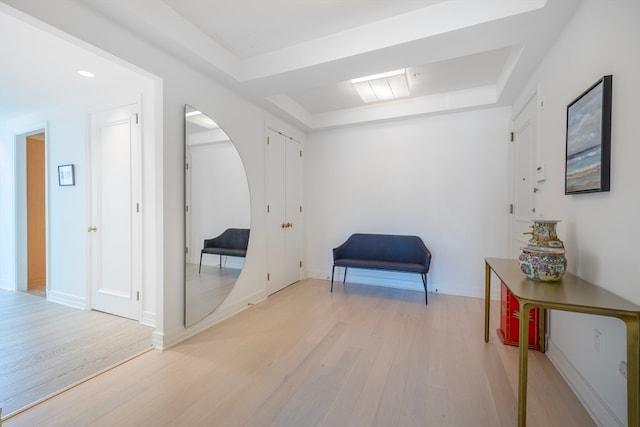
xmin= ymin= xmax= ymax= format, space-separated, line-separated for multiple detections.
xmin=199 ymin=228 xmax=250 ymax=273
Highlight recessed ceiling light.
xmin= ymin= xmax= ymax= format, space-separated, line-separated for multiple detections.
xmin=77 ymin=70 xmax=95 ymax=78
xmin=351 ymin=69 xmax=410 ymax=103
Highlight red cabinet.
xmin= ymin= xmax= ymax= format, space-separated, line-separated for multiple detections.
xmin=497 ymin=281 xmax=544 ymax=351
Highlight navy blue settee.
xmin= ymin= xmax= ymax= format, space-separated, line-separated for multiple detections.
xmin=331 ymin=233 xmax=432 ymax=304
xmin=199 ymin=228 xmax=250 ymax=273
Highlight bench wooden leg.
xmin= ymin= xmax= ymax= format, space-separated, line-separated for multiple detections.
xmin=199 ymin=253 xmax=203 ymax=274
xmin=343 ymin=267 xmax=348 ymax=284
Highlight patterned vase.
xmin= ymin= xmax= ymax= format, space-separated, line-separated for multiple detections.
xmin=518 ymin=220 xmax=567 ymax=282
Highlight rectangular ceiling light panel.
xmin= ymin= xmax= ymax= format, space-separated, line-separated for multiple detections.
xmin=351 ymin=69 xmax=410 ymax=103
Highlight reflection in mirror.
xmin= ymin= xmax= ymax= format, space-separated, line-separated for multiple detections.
xmin=184 ymin=105 xmax=250 ymax=327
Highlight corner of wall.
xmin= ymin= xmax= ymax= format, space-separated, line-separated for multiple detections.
xmin=546 ymin=339 xmax=625 ymax=427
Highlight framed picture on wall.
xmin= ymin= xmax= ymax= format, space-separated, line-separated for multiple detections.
xmin=58 ymin=164 xmax=75 ymax=186
xmin=565 ymin=75 xmax=612 ymax=194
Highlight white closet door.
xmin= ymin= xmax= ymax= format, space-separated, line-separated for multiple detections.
xmin=89 ymin=103 xmax=141 ymax=320
xmin=266 ymin=129 xmax=301 ymax=295
xmin=510 ymin=95 xmax=537 ymax=258
xmin=284 ymin=137 xmax=301 ymax=286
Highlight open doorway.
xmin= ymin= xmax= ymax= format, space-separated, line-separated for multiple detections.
xmin=16 ymin=129 xmax=47 ymax=298
xmin=26 ymin=132 xmax=46 ymax=297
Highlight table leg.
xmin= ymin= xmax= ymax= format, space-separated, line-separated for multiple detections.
xmin=485 ymin=261 xmax=491 ymax=342
xmin=624 ymin=315 xmax=640 ymax=427
xmin=518 ymin=302 xmax=531 ymax=427
xmin=539 ymin=308 xmax=546 ymax=353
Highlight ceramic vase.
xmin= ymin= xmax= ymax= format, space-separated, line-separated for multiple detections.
xmin=518 ymin=220 xmax=567 ymax=282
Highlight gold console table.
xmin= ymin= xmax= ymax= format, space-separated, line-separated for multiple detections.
xmin=484 ymin=258 xmax=640 ymax=427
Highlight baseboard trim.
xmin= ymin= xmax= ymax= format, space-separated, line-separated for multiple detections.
xmin=0 ymin=278 xmax=13 ymax=290
xmin=141 ymin=310 xmax=156 ymax=328
xmin=47 ymin=290 xmax=86 ymax=310
xmin=546 ymin=339 xmax=624 ymax=427
xmin=306 ymin=271 xmax=499 ymax=300
xmin=157 ymin=289 xmax=267 ymax=350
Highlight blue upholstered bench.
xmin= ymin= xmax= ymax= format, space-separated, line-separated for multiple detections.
xmin=199 ymin=228 xmax=250 ymax=273
xmin=331 ymin=233 xmax=432 ymax=304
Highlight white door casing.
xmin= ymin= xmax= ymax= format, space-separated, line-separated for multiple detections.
xmin=266 ymin=128 xmax=301 ymax=295
xmin=89 ymin=103 xmax=141 ymax=320
xmin=509 ymin=94 xmax=538 ymax=258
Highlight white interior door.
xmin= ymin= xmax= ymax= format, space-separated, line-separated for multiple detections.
xmin=284 ymin=137 xmax=301 ymax=286
xmin=510 ymin=95 xmax=537 ymax=257
xmin=89 ymin=103 xmax=141 ymax=320
xmin=266 ymin=129 xmax=301 ymax=294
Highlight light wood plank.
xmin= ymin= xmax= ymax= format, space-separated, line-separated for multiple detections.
xmin=0 ymin=289 xmax=152 ymax=416
xmin=3 ymin=279 xmax=596 ymax=427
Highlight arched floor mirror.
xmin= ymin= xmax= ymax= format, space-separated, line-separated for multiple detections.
xmin=184 ymin=105 xmax=250 ymax=327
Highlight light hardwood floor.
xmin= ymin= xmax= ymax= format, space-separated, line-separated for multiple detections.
xmin=0 ymin=289 xmax=153 ymax=418
xmin=185 ymin=263 xmax=239 ymax=327
xmin=4 ymin=279 xmax=595 ymax=427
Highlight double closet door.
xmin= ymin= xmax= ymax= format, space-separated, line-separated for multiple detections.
xmin=266 ymin=128 xmax=302 ymax=295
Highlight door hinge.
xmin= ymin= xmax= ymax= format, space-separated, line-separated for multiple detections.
xmin=135 ymin=113 xmax=139 ymax=124
xmin=509 ymin=204 xmax=514 ymax=214
xmin=299 ymin=150 xmax=302 ymax=158
xmin=299 ymin=261 xmax=302 ymax=268
xmin=186 ymin=205 xmax=189 ymax=213
xmin=186 ymin=162 xmax=189 ymax=170
xmin=510 ymin=131 xmax=515 ymax=142
xmin=136 ymin=291 xmax=140 ymax=301
xmin=186 ymin=247 xmax=189 ymax=254
xmin=267 ymin=136 xmax=270 ymax=145
xmin=299 ymin=205 xmax=302 ymax=213
xmin=266 ymin=204 xmax=270 ymax=213
xmin=267 ymin=273 xmax=270 ymax=281
xmin=136 ymin=202 xmax=140 ymax=213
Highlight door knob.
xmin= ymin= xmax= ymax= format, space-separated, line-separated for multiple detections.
xmin=88 ymin=226 xmax=97 ymax=232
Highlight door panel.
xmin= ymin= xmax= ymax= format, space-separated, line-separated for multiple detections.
xmin=284 ymin=138 xmax=301 ymax=286
xmin=266 ymin=129 xmax=286 ymax=294
xmin=26 ymin=134 xmax=46 ymax=288
xmin=266 ymin=129 xmax=301 ymax=295
xmin=90 ymin=104 xmax=140 ymax=320
xmin=510 ymin=96 xmax=537 ymax=257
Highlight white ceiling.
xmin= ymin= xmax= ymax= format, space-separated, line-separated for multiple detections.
xmin=0 ymin=0 xmax=581 ymax=130
xmin=0 ymin=6 xmax=153 ymax=122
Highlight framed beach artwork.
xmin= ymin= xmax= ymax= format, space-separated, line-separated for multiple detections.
xmin=565 ymin=75 xmax=612 ymax=194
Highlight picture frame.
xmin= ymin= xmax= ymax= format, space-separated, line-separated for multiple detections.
xmin=58 ymin=164 xmax=75 ymax=186
xmin=565 ymin=75 xmax=612 ymax=194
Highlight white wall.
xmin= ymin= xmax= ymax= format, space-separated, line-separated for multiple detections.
xmin=306 ymin=107 xmax=511 ymax=297
xmin=513 ymin=1 xmax=640 ymax=425
xmin=0 ymin=0 xmax=306 ymax=347
xmin=0 ymin=89 xmax=158 ymax=318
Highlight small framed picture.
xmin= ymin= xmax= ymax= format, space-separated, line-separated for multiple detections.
xmin=58 ymin=164 xmax=75 ymax=186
